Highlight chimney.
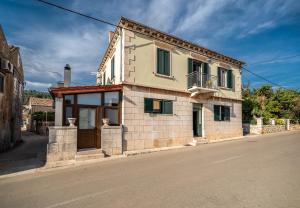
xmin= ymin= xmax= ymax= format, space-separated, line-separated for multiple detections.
xmin=108 ymin=31 xmax=114 ymax=43
xmin=64 ymin=64 xmax=71 ymax=87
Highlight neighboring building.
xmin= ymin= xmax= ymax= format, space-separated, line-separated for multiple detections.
xmin=0 ymin=25 xmax=24 ymax=152
xmin=23 ymin=97 xmax=54 ymax=131
xmin=50 ymin=17 xmax=245 ymax=153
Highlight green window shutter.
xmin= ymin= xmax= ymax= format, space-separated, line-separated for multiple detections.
xmin=227 ymin=70 xmax=233 ymax=88
xmin=224 ymin=106 xmax=230 ymax=121
xmin=214 ymin=105 xmax=220 ymax=121
xmin=203 ymin=63 xmax=208 ymax=75
xmin=162 ymin=100 xmax=173 ymax=114
xmin=221 ymin=106 xmax=225 ymax=121
xmin=164 ymin=50 xmax=170 ymax=76
xmin=217 ymin=67 xmax=222 ymax=86
xmin=157 ymin=48 xmax=165 ymax=74
xmin=144 ymin=98 xmax=153 ymax=113
xmin=188 ymin=58 xmax=193 ymax=88
xmin=111 ymin=56 xmax=115 ymax=78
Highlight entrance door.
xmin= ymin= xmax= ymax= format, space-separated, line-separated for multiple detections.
xmin=77 ymin=107 xmax=101 ymax=149
xmin=193 ymin=104 xmax=202 ymax=137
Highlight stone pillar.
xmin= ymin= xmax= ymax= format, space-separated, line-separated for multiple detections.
xmin=285 ymin=119 xmax=290 ymax=131
xmin=257 ymin=117 xmax=263 ymax=134
xmin=270 ymin=119 xmax=275 ymax=125
xmin=101 ymin=125 xmax=123 ymax=156
xmin=55 ymin=97 xmax=63 ymax=126
xmin=46 ymin=126 xmax=77 ymax=166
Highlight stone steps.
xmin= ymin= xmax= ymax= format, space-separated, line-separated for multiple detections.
xmin=75 ymin=149 xmax=105 ymax=161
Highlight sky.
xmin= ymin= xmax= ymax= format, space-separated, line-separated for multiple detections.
xmin=0 ymin=0 xmax=300 ymax=91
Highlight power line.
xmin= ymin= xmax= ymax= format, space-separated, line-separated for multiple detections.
xmin=248 ymin=54 xmax=300 ymax=66
xmin=35 ymin=0 xmax=297 ymax=90
xmin=36 ymin=0 xmax=118 ymax=27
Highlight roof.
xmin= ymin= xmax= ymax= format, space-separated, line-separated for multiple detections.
xmin=99 ymin=17 xmax=245 ymax=71
xmin=49 ymin=84 xmax=123 ymax=97
xmin=29 ymin=97 xmax=53 ymax=107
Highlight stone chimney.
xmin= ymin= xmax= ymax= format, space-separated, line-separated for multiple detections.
xmin=108 ymin=31 xmax=114 ymax=43
xmin=64 ymin=64 xmax=71 ymax=87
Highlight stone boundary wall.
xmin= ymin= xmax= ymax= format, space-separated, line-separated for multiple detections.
xmin=262 ymin=125 xmax=285 ymax=134
xmin=47 ymin=126 xmax=77 ymax=165
xmin=290 ymin=124 xmax=300 ymax=130
xmin=101 ymin=125 xmax=122 ymax=156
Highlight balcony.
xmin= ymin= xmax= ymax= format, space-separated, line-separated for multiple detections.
xmin=187 ymin=71 xmax=218 ymax=96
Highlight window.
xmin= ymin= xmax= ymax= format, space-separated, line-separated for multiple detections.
xmin=103 ymin=72 xmax=106 ymax=85
xmin=144 ymin=98 xmax=173 ymax=114
xmin=111 ymin=56 xmax=115 ymax=79
xmin=214 ymin=105 xmax=230 ymax=121
xmin=64 ymin=95 xmax=74 ymax=105
xmin=105 ymin=108 xmax=119 ymax=125
xmin=104 ymin=91 xmax=119 ymax=106
xmin=217 ymin=67 xmax=233 ymax=88
xmin=0 ymin=74 xmax=4 ymax=93
xmin=78 ymin=93 xmax=101 ymax=106
xmin=157 ymin=48 xmax=170 ymax=76
xmin=65 ymin=106 xmax=73 ymax=124
xmin=79 ymin=108 xmax=96 ymax=129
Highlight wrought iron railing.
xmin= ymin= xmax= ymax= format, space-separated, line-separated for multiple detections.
xmin=187 ymin=71 xmax=218 ymax=90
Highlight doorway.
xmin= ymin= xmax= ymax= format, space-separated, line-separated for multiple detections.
xmin=193 ymin=104 xmax=203 ymax=137
xmin=77 ymin=106 xmax=102 ymax=149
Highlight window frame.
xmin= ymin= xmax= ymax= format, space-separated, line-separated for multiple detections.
xmin=144 ymin=98 xmax=173 ymax=115
xmin=214 ymin=105 xmax=230 ymax=121
xmin=155 ymin=47 xmax=172 ymax=77
xmin=0 ymin=73 xmax=4 ymax=93
xmin=111 ymin=56 xmax=115 ymax=80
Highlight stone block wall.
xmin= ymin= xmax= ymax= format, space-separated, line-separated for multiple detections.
xmin=123 ymin=85 xmax=193 ymax=151
xmin=202 ymin=98 xmax=243 ymax=140
xmin=262 ymin=125 xmax=286 ymax=134
xmin=101 ymin=125 xmax=122 ymax=156
xmin=47 ymin=126 xmax=77 ymax=163
xmin=122 ymin=85 xmax=243 ymax=151
xmin=290 ymin=124 xmax=300 ymax=130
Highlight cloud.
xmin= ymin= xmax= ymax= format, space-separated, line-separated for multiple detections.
xmin=15 ymin=23 xmax=107 ymax=91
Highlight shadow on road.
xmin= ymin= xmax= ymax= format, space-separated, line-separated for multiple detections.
xmin=0 ymin=132 xmax=48 ymax=175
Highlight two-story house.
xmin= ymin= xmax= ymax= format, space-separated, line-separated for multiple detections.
xmin=0 ymin=25 xmax=24 ymax=152
xmin=50 ymin=17 xmax=244 ymax=153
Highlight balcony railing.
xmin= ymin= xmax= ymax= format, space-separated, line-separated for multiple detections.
xmin=187 ymin=71 xmax=218 ymax=94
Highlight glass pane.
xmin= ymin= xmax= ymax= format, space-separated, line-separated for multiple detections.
xmin=78 ymin=93 xmax=101 ymax=105
xmin=65 ymin=106 xmax=72 ymax=124
xmin=104 ymin=92 xmax=119 ymax=106
xmin=105 ymin=108 xmax=119 ymax=125
xmin=65 ymin=95 xmax=74 ymax=105
xmin=79 ymin=108 xmax=96 ymax=129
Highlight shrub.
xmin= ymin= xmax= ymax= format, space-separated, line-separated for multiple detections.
xmin=275 ymin=119 xmax=285 ymax=125
xmin=250 ymin=119 xmax=257 ymax=125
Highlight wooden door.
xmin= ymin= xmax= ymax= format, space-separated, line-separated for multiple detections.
xmin=77 ymin=106 xmax=101 ymax=149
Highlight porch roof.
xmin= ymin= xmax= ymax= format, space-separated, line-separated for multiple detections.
xmin=49 ymin=84 xmax=123 ymax=98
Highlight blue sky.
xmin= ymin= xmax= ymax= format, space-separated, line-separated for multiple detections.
xmin=0 ymin=0 xmax=300 ymax=91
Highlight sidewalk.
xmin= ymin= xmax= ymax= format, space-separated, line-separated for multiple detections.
xmin=0 ymin=132 xmax=48 ymax=175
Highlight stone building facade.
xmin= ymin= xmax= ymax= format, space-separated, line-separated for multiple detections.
xmin=97 ymin=17 xmax=244 ymax=151
xmin=50 ymin=17 xmax=244 ymax=156
xmin=0 ymin=25 xmax=24 ymax=152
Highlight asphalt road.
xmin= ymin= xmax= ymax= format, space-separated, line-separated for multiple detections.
xmin=1 ymin=131 xmax=300 ymax=208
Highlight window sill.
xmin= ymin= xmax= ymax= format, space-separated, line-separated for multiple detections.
xmin=219 ymin=87 xmax=233 ymax=91
xmin=153 ymin=72 xmax=174 ymax=80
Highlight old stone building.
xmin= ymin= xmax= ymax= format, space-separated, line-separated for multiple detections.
xmin=49 ymin=17 xmax=245 ymax=157
xmin=0 ymin=25 xmax=24 ymax=152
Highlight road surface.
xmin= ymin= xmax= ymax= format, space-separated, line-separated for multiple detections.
xmin=0 ymin=131 xmax=300 ymax=208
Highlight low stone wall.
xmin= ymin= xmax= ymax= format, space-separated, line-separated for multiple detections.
xmin=101 ymin=125 xmax=122 ymax=156
xmin=262 ymin=125 xmax=285 ymax=134
xmin=47 ymin=126 xmax=77 ymax=165
xmin=290 ymin=124 xmax=300 ymax=130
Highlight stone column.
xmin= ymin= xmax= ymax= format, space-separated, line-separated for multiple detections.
xmin=257 ymin=117 xmax=263 ymax=134
xmin=101 ymin=125 xmax=123 ymax=156
xmin=55 ymin=97 xmax=63 ymax=126
xmin=285 ymin=119 xmax=290 ymax=131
